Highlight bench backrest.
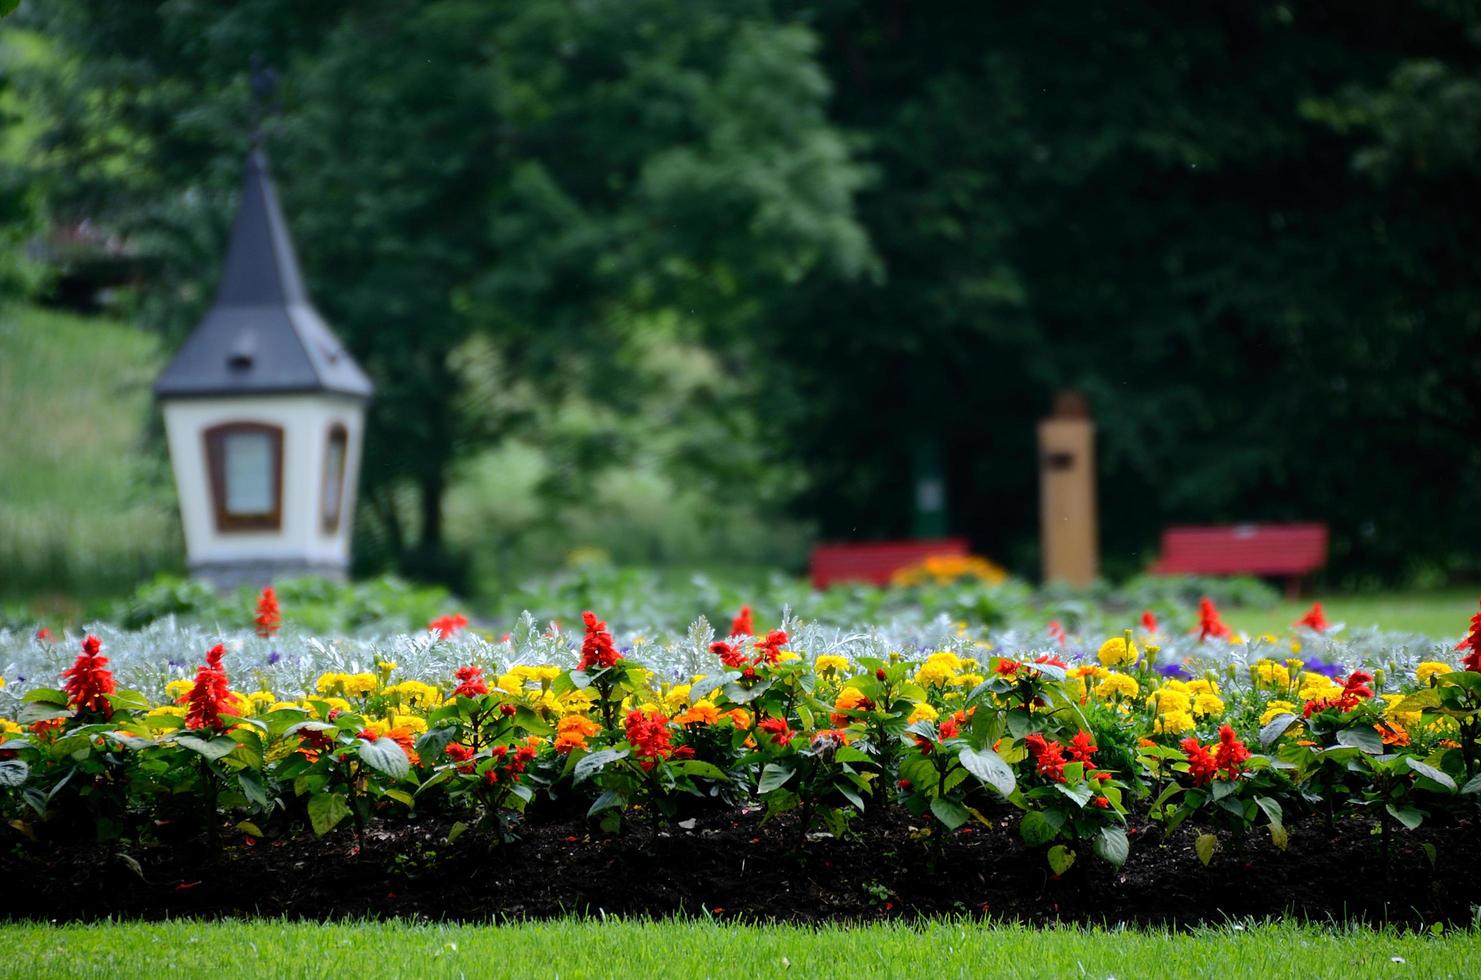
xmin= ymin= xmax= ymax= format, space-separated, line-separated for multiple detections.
xmin=1156 ymin=523 xmax=1328 ymax=576
xmin=810 ymin=538 xmax=970 ymax=588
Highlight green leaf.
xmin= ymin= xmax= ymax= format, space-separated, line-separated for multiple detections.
xmin=17 ymin=702 xmax=69 ymax=724
xmin=1047 ymin=843 xmax=1076 ymax=875
xmin=1460 ymin=772 xmax=1481 ymax=796
xmin=1254 ymin=795 xmax=1284 ymax=829
xmin=103 ymin=731 xmax=155 ymax=750
xmin=447 ymin=820 xmax=468 ymax=844
xmin=574 ymin=748 xmax=628 ymax=784
xmin=238 ymin=772 xmax=270 ymax=809
xmin=235 ymin=821 xmax=264 ymax=837
xmin=688 ymin=674 xmax=729 ymax=704
xmin=722 ymin=677 xmax=774 ymax=704
xmin=1393 ymin=689 xmax=1441 ymax=714
xmin=1404 ymin=757 xmax=1457 ymax=792
xmin=929 ymin=797 xmax=969 ymax=830
xmin=669 ymin=759 xmax=728 ymax=781
xmin=587 ymin=789 xmax=625 ymax=817
xmin=1386 ymin=804 xmax=1424 ymax=830
xmin=1019 ymin=810 xmax=1060 ymax=846
xmin=1054 ymin=781 xmax=1094 ymax=808
xmin=0 ymin=760 xmax=29 ymax=787
xmin=1258 ymin=713 xmax=1299 ymax=749
xmin=356 ymin=738 xmax=411 ymax=780
xmin=835 ymin=780 xmax=865 ymax=812
xmin=757 ymin=763 xmax=794 ymax=794
xmin=174 ymin=735 xmax=238 ymax=761
xmin=383 ymin=788 xmax=415 ymax=809
xmin=105 ymin=690 xmax=152 ymax=712
xmin=1268 ymin=822 xmax=1289 ymax=850
xmin=1093 ymin=826 xmax=1129 ymax=867
xmin=1336 ymin=727 xmax=1383 ymax=755
xmin=958 ymin=746 xmax=1016 ymax=797
xmin=307 ymin=793 xmax=351 ymax=837
xmin=1195 ymin=832 xmax=1218 ymax=866
xmin=21 ymin=688 xmax=67 ymax=705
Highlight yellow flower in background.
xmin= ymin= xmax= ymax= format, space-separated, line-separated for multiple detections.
xmin=663 ymin=685 xmax=693 ymax=710
xmin=315 ymin=673 xmax=347 ymax=696
xmin=814 ymin=655 xmax=850 ymax=677
xmin=1298 ymin=673 xmax=1342 ymax=702
xmin=146 ymin=705 xmax=186 ymax=721
xmin=777 ymin=651 xmax=802 ymax=663
xmin=393 ymin=714 xmax=428 ymax=734
xmin=1260 ymin=701 xmax=1299 ymax=727
xmin=0 ymin=718 xmax=23 ymax=736
xmin=1416 ymin=662 xmax=1452 ymax=686
xmin=1095 ymin=673 xmax=1140 ymax=700
xmin=376 ymin=660 xmax=399 ymax=673
xmin=907 ymin=702 xmax=939 ymax=724
xmin=386 ymin=680 xmax=442 ymax=709
xmin=1252 ymin=660 xmax=1291 ymax=689
xmin=341 ymin=673 xmax=378 ymax=698
xmin=165 ymin=679 xmax=194 ymax=702
xmin=1155 ymin=710 xmax=1195 ymax=735
xmin=0 ymin=676 xmax=5 ymax=690
xmin=955 ymin=673 xmax=984 ymax=688
xmin=1097 ymin=637 xmax=1139 ymax=668
xmin=915 ymin=652 xmax=965 ymax=688
xmin=313 ymin=696 xmax=353 ymax=715
xmin=1151 ymin=687 xmax=1191 ymax=716
xmin=245 ymin=691 xmax=277 ymax=713
xmin=1185 ymin=678 xmax=1219 ymax=697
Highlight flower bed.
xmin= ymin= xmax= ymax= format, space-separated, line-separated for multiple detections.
xmin=2 ymin=596 xmax=1480 ymax=923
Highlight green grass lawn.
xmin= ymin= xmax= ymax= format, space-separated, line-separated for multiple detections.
xmin=0 ymin=305 xmax=179 ymax=604
xmin=1 ymin=919 xmax=1477 ymax=979
xmin=1234 ymin=588 xmax=1477 ymax=641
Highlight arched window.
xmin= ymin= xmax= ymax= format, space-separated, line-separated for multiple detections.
xmin=321 ymin=423 xmax=349 ymax=533
xmin=203 ymin=422 xmax=283 ymax=531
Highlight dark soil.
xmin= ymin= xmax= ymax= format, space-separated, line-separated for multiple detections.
xmin=5 ymin=806 xmax=1478 ymax=926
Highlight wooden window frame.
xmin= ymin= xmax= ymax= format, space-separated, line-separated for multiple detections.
xmin=203 ymin=421 xmax=284 ymax=532
xmin=321 ymin=422 xmax=349 ymax=534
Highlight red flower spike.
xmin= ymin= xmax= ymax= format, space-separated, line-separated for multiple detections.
xmin=729 ymin=606 xmax=754 ymax=637
xmin=578 ymin=611 xmax=623 ymax=671
xmin=1067 ymin=730 xmax=1098 ymax=763
xmin=61 ymin=633 xmax=116 ymax=718
xmin=185 ymin=644 xmax=232 ymax=731
xmin=1193 ymin=597 xmax=1232 ymax=642
xmin=1294 ymin=602 xmax=1329 ymax=632
xmin=452 ymin=665 xmax=488 ymax=698
xmin=1140 ymin=609 xmax=1158 ymax=632
xmin=1181 ymin=737 xmax=1218 ymax=786
xmin=1457 ymin=601 xmax=1481 ymax=673
xmin=1213 ymin=724 xmax=1250 ymax=779
xmin=429 ymin=613 xmax=469 ymax=639
xmin=254 ymin=586 xmax=282 ymax=638
xmin=625 ymin=709 xmax=675 ymax=761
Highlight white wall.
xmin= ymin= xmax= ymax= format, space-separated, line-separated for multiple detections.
xmin=162 ymin=394 xmax=365 ymax=569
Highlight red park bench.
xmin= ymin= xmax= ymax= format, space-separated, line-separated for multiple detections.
xmin=1148 ymin=523 xmax=1329 ymax=598
xmin=809 ymin=538 xmax=969 ymax=588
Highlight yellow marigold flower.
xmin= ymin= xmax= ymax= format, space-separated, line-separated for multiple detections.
xmin=386 ymin=680 xmax=442 ymax=709
xmin=1095 ymin=673 xmax=1140 ymax=700
xmin=1097 ymin=637 xmax=1139 ymax=668
xmin=1154 ymin=710 xmax=1196 ymax=735
xmin=907 ymin=702 xmax=939 ymax=724
xmin=814 ymin=655 xmax=850 ymax=677
xmin=1191 ymin=692 xmax=1225 ymax=718
xmin=342 ymin=673 xmax=378 ymax=698
xmin=245 ymin=690 xmax=278 ymax=713
xmin=777 ymin=651 xmax=802 ymax=663
xmin=1416 ymin=662 xmax=1452 ymax=686
xmin=165 ymin=679 xmax=194 ymax=701
xmin=663 ymin=685 xmax=692 ymax=710
xmin=832 ymin=686 xmax=872 ymax=716
xmin=146 ymin=705 xmax=186 ymax=720
xmin=376 ymin=660 xmax=398 ymax=673
xmin=531 ymin=666 xmax=562 ymax=685
xmin=0 ymin=676 xmax=6 ymax=690
xmin=316 ymin=696 xmax=353 ymax=715
xmin=1151 ymin=688 xmax=1190 ymax=715
xmin=315 ymin=673 xmax=347 ymax=696
xmin=1298 ymin=674 xmax=1342 ymax=702
xmin=393 ymin=714 xmax=428 ymax=734
xmin=1185 ymin=678 xmax=1219 ymax=696
xmin=1252 ymin=660 xmax=1291 ymax=689
xmin=1259 ymin=701 xmax=1299 ymax=727
xmin=0 ymin=718 xmax=24 ymax=736
xmin=365 ymin=719 xmax=391 ymax=737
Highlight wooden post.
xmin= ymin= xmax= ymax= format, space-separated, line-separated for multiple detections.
xmin=1038 ymin=392 xmax=1098 ymax=586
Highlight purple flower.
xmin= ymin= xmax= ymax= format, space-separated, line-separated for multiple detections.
xmin=1304 ymin=659 xmax=1345 ymax=678
xmin=1159 ymin=663 xmax=1193 ymax=680
xmin=267 ymin=650 xmax=282 ymax=666
xmin=167 ymin=659 xmax=184 ymax=668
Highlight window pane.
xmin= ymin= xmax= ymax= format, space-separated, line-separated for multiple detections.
xmin=322 ymin=432 xmax=346 ymax=526
xmin=224 ymin=431 xmax=274 ymax=515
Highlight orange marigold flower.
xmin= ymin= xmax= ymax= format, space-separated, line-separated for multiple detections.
xmin=829 ymin=687 xmax=874 ymax=725
xmin=1376 ymin=721 xmax=1410 ymax=747
xmin=675 ymin=703 xmax=721 ymax=727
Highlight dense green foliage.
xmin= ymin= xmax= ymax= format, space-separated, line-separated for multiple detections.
xmin=2 ymin=1 xmax=1477 ymax=586
xmin=4 ymin=919 xmax=1480 ymax=979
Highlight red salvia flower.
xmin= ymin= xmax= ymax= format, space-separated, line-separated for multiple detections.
xmin=1181 ymin=737 xmax=1218 ymax=786
xmin=756 ymin=716 xmax=795 ymax=748
xmin=1024 ymin=733 xmax=1068 ymax=783
xmin=995 ymin=659 xmax=1021 ymax=676
xmin=1293 ymin=602 xmax=1329 ymax=632
xmin=578 ymin=611 xmax=623 ymax=671
xmin=35 ymin=627 xmax=53 ymax=642
xmin=710 ymin=640 xmax=748 ymax=669
xmin=452 ymin=665 xmax=488 ymax=698
xmin=429 ymin=613 xmax=470 ymax=639
xmin=1047 ymin=621 xmax=1067 ymax=647
xmin=185 ymin=644 xmax=232 ymax=731
xmin=1457 ymin=601 xmax=1481 ymax=673
xmin=754 ymin=629 xmax=788 ymax=666
xmin=1193 ymin=597 xmax=1232 ymax=642
xmin=730 ymin=606 xmax=754 ymax=637
xmin=254 ymin=586 xmax=282 ymax=638
xmin=1068 ymin=729 xmax=1098 ymax=763
xmin=1033 ymin=653 xmax=1068 ymax=670
xmin=61 ymin=634 xmax=116 ymax=719
xmin=445 ymin=742 xmax=477 ymax=774
xmin=625 ymin=709 xmax=674 ymax=768
xmin=1140 ymin=609 xmax=1158 ymax=632
xmin=1213 ymin=724 xmax=1250 ymax=779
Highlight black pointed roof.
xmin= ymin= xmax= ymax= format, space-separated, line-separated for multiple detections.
xmin=154 ymin=148 xmax=373 ymax=400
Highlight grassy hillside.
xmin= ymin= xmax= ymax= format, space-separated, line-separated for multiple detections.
xmin=0 ymin=306 xmax=179 ymax=606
